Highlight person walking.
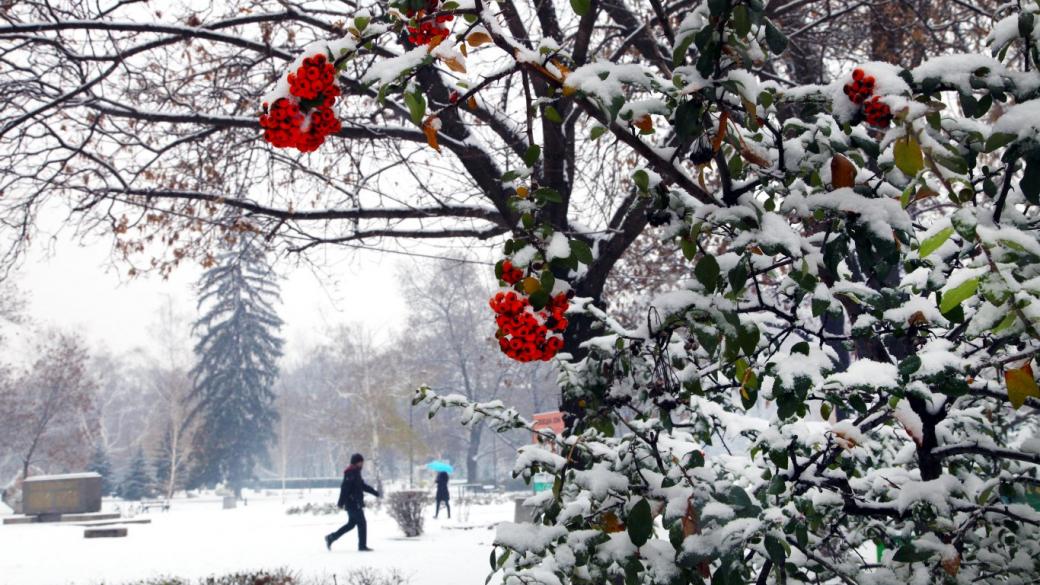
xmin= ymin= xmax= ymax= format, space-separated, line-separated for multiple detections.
xmin=434 ymin=471 xmax=450 ymax=519
xmin=325 ymin=453 xmax=381 ymax=552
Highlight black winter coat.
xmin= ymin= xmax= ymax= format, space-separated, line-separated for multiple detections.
xmin=435 ymin=472 xmax=450 ymax=500
xmin=337 ymin=464 xmax=379 ymax=510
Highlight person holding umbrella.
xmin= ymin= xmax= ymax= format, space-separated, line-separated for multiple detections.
xmin=325 ymin=453 xmax=381 ymax=552
xmin=427 ymin=461 xmax=453 ymax=519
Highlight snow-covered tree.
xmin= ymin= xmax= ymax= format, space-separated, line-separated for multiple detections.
xmin=119 ymin=448 xmax=153 ymax=502
xmin=87 ymin=443 xmax=115 ymax=497
xmin=4 ymin=1 xmax=1040 ymax=583
xmin=187 ymin=235 xmax=283 ymax=496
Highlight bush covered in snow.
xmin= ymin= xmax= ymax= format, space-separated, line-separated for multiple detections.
xmin=386 ymin=490 xmax=429 ymax=538
xmin=284 ymin=502 xmax=341 ymax=516
xmin=112 ymin=567 xmax=408 ymax=585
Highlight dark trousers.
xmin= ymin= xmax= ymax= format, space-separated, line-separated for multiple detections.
xmin=435 ymin=498 xmax=450 ymax=519
xmin=328 ymin=506 xmax=367 ymax=549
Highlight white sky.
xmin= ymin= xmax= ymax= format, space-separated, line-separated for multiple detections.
xmin=11 ymin=231 xmax=417 ymax=365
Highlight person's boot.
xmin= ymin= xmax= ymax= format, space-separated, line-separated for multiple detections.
xmin=324 ymin=534 xmax=334 ymax=550
xmin=358 ymin=546 xmax=374 ymax=552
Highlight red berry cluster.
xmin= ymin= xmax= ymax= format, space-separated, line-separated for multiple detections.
xmin=259 ymin=54 xmax=342 ymax=152
xmin=405 ymin=0 xmax=453 ymax=45
xmin=842 ymin=68 xmax=875 ymax=104
xmin=490 ymin=290 xmax=569 ymax=362
xmin=500 ymin=260 xmax=523 ymax=284
xmin=863 ymin=96 xmax=892 ymax=128
xmin=842 ymin=68 xmax=891 ymax=128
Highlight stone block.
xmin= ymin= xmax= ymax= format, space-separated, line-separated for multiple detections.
xmin=84 ymin=527 xmax=127 ymax=538
xmin=22 ymin=473 xmax=102 ymax=516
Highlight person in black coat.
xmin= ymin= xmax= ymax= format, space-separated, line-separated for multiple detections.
xmin=325 ymin=453 xmax=381 ymax=551
xmin=434 ymin=471 xmax=450 ymax=519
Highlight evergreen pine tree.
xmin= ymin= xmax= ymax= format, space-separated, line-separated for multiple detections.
xmin=152 ymin=425 xmax=172 ymax=494
xmin=187 ymin=235 xmax=283 ymax=496
xmin=87 ymin=443 xmax=114 ymax=496
xmin=120 ymin=448 xmax=153 ymax=501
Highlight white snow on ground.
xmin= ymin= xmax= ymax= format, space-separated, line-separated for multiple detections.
xmin=0 ymin=490 xmax=512 ymax=585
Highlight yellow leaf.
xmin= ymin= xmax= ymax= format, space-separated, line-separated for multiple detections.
xmin=1006 ymin=362 xmax=1039 ymax=409
xmin=440 ymin=55 xmax=466 ymax=73
xmin=466 ymin=95 xmax=478 ymax=110
xmin=894 ymin=134 xmax=924 ymax=176
xmin=466 ymin=32 xmax=492 ymax=47
xmin=459 ymin=42 xmax=468 ymax=57
xmin=831 ymin=154 xmax=856 ymax=189
xmin=516 ymin=186 xmax=529 ymax=199
xmin=423 ymin=116 xmax=441 ymax=153
xmin=522 ymin=276 xmax=541 ymax=295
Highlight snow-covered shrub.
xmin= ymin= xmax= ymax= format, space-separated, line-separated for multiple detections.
xmin=285 ymin=502 xmax=340 ymax=516
xmin=343 ymin=567 xmax=410 ymax=585
xmin=386 ymin=490 xmax=428 ymax=537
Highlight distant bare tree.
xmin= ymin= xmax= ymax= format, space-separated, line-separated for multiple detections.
xmin=0 ymin=332 xmax=97 ymax=478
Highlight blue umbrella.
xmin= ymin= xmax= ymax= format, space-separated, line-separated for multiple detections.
xmin=426 ymin=460 xmax=454 ymax=474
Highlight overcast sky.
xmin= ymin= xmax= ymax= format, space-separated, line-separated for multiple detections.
xmin=11 ymin=231 xmax=418 ymax=365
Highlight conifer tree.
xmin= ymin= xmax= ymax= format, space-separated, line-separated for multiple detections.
xmin=187 ymin=235 xmax=283 ymax=497
xmin=152 ymin=425 xmax=172 ymax=493
xmin=119 ymin=448 xmax=153 ymax=501
xmin=87 ymin=443 xmax=114 ymax=496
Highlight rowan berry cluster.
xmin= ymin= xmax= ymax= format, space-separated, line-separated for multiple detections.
xmin=842 ymin=68 xmax=874 ymax=104
xmin=405 ymin=0 xmax=453 ymax=45
xmin=842 ymin=68 xmax=891 ymax=128
xmin=259 ymin=54 xmax=342 ymax=152
xmin=499 ymin=260 xmax=523 ymax=284
xmin=490 ymin=290 xmax=569 ymax=362
xmin=863 ymin=96 xmax=892 ymax=128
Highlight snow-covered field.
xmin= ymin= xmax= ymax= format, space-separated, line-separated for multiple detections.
xmin=0 ymin=490 xmax=510 ymax=585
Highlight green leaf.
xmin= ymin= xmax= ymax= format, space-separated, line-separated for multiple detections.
xmin=681 ymin=238 xmax=697 ymax=260
xmin=544 ymin=105 xmax=563 ymax=123
xmin=522 ymin=144 xmax=541 ymax=168
xmin=686 ymin=451 xmax=705 ymax=468
xmin=893 ymin=135 xmax=924 ymax=176
xmin=540 ymin=270 xmax=556 ymax=293
xmin=899 ymin=355 xmax=922 ymax=378
xmin=893 ymin=544 xmax=933 ymax=563
xmin=939 ymin=277 xmax=979 ymax=314
xmin=1020 ymin=11 xmax=1036 ymax=38
xmin=733 ymin=5 xmax=751 ymax=37
xmin=404 ymin=91 xmax=426 ymax=125
xmin=993 ymin=312 xmax=1017 ymax=333
xmin=626 ymin=499 xmax=654 ymax=547
xmin=590 ymin=125 xmax=607 ymax=141
xmin=671 ymin=34 xmax=696 ymax=68
xmin=764 ymin=19 xmax=787 ymax=54
xmin=633 ymin=170 xmax=650 ymax=193
xmin=1021 ymin=158 xmax=1040 ymax=204
xmin=985 ymin=132 xmax=1017 ymax=153
xmin=570 ymin=0 xmax=591 ymax=16
xmin=529 ymin=289 xmax=550 ymax=310
xmin=764 ymin=534 xmax=787 ymax=565
xmin=534 ymin=187 xmax=562 ymax=203
xmin=694 ymin=255 xmax=721 ymax=292
xmin=919 ymin=226 xmax=954 ymax=258
xmin=570 ymin=240 xmax=594 ymax=264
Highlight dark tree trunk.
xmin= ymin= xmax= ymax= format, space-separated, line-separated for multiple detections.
xmin=466 ymin=424 xmax=483 ymax=484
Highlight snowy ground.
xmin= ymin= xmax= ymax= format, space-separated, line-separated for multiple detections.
xmin=0 ymin=490 xmax=511 ymax=585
